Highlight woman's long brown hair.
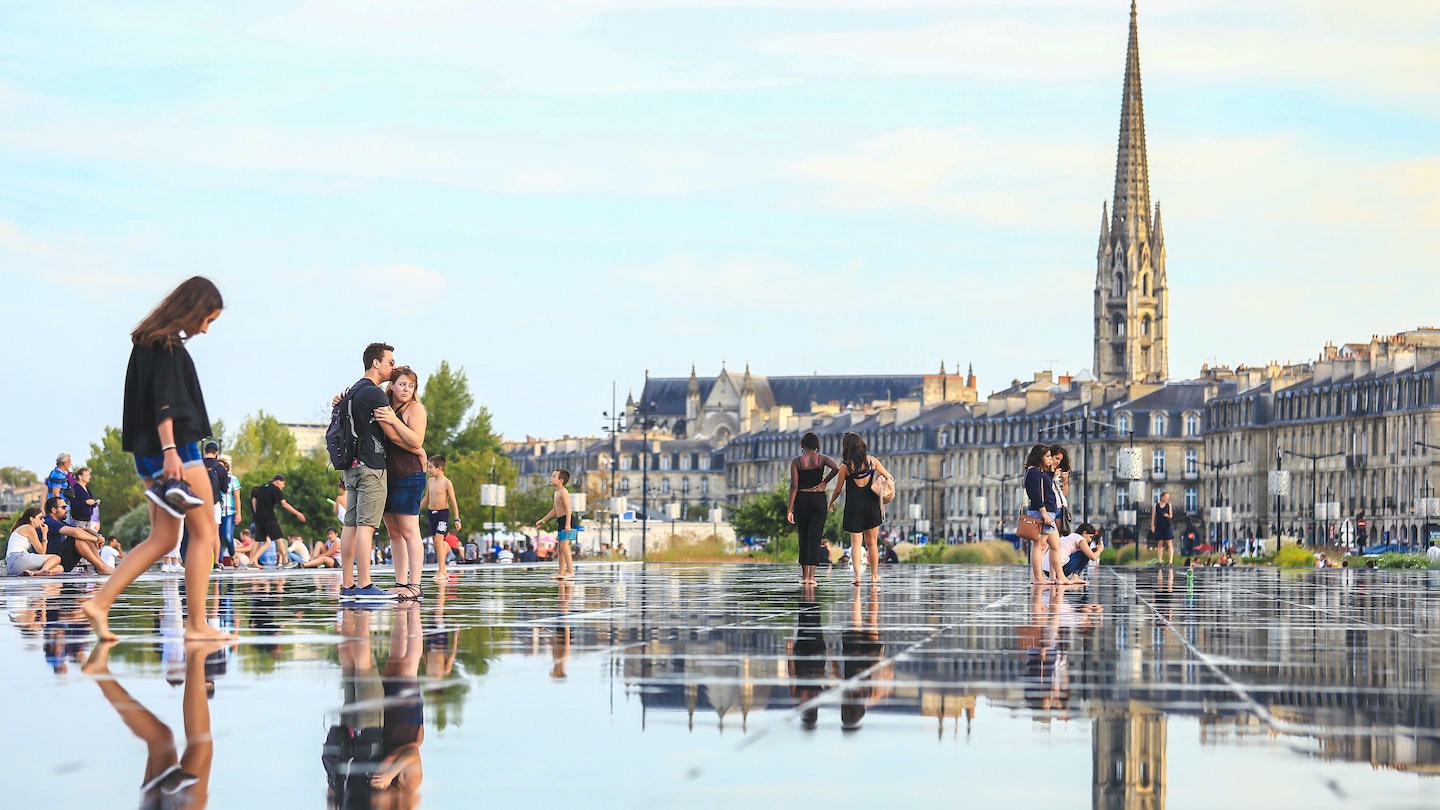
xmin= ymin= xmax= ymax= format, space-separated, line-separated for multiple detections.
xmin=10 ymin=507 xmax=41 ymax=536
xmin=131 ymin=276 xmax=224 ymax=348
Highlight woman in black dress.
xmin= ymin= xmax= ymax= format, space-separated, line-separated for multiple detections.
xmin=828 ymin=433 xmax=894 ymax=586
xmin=787 ymin=432 xmax=839 ymax=585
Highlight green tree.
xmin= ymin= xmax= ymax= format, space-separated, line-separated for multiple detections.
xmin=731 ymin=484 xmax=795 ymax=544
xmin=230 ymin=411 xmax=299 ymax=474
xmin=501 ymin=475 xmax=556 ymax=532
xmin=240 ymin=454 xmax=341 ymax=543
xmin=0 ymin=466 xmax=38 ymax=486
xmin=86 ymin=426 xmax=144 ymax=520
xmin=112 ymin=502 xmax=152 ymax=548
xmin=450 ymin=407 xmax=505 ymax=459
xmin=421 ymin=361 xmax=475 ymax=453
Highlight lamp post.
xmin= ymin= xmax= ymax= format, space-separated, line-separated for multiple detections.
xmin=602 ymin=382 xmax=624 ymax=553
xmin=979 ymin=472 xmax=1019 ymax=539
xmin=1203 ymin=459 xmax=1240 ymax=552
xmin=1283 ymin=448 xmax=1342 ymax=547
xmin=1038 ymin=405 xmax=1134 ymax=523
xmin=637 ymin=398 xmax=656 ymax=559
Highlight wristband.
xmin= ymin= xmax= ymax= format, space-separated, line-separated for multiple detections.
xmin=161 ymin=444 xmax=177 ymax=453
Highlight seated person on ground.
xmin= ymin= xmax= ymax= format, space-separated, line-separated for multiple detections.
xmin=1042 ymin=522 xmax=1103 ymax=580
xmin=519 ymin=543 xmax=538 ymax=563
xmin=498 ymin=545 xmax=514 ymax=564
xmin=286 ymin=535 xmax=311 ymax=566
xmin=98 ymin=538 xmax=124 ymax=569
xmin=303 ymin=530 xmax=341 ymax=568
xmin=42 ymin=498 xmax=113 ymax=574
xmin=233 ymin=529 xmax=257 ymax=567
xmin=7 ymin=508 xmax=64 ymax=576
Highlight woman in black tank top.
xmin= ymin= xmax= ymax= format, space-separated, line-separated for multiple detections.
xmin=787 ymin=432 xmax=840 ymax=585
xmin=827 ymin=432 xmax=895 ymax=586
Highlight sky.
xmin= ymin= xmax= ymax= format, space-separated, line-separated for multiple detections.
xmin=2 ymin=0 xmax=1437 ymax=476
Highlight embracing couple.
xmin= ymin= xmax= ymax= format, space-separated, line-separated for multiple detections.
xmin=336 ymin=342 xmax=430 ymax=602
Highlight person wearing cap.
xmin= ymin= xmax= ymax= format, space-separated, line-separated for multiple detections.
xmin=249 ymin=474 xmax=305 ymax=567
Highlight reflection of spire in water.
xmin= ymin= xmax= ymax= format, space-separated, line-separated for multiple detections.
xmin=1092 ymin=702 xmax=1166 ymax=810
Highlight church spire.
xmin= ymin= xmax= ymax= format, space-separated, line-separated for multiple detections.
xmin=1110 ymin=0 xmax=1151 ymax=247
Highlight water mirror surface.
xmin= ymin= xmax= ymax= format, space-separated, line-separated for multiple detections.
xmin=2 ymin=563 xmax=1438 ymax=808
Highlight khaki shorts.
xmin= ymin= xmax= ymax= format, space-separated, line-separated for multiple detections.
xmin=343 ymin=465 xmax=387 ymax=529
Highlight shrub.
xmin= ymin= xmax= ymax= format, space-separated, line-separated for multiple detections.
xmin=1274 ymin=545 xmax=1315 ymax=568
xmin=1375 ymin=552 xmax=1432 ymax=570
xmin=1098 ymin=546 xmax=1118 ymax=566
xmin=942 ymin=546 xmax=986 ymax=564
xmin=112 ymin=502 xmax=152 ymax=548
xmin=907 ymin=544 xmax=947 ymax=564
xmin=645 ymin=533 xmax=736 ymax=562
xmin=1116 ymin=543 xmax=1158 ymax=565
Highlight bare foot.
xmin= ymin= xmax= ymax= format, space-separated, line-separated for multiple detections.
xmin=184 ymin=623 xmax=239 ymax=642
xmin=81 ymin=599 xmax=118 ymax=642
xmin=433 ymin=574 xmax=446 ymax=583
xmin=81 ymin=639 xmax=117 ymax=675
xmin=1030 ymin=579 xmax=1055 ymax=586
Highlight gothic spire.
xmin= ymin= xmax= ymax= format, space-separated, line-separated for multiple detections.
xmin=1097 ymin=200 xmax=1110 ymax=258
xmin=1110 ymin=0 xmax=1152 ymax=247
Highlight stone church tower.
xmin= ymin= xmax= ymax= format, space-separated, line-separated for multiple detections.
xmin=1095 ymin=1 xmax=1168 ymax=384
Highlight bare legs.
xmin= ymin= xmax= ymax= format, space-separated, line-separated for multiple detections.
xmin=849 ymin=528 xmax=880 ymax=585
xmin=83 ymin=465 xmax=233 ymax=641
xmin=1030 ymin=533 xmax=1053 ymax=585
xmin=384 ymin=513 xmax=423 ymax=595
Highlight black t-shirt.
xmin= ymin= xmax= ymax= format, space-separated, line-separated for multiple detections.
xmin=347 ymin=378 xmax=390 ymax=470
xmin=43 ymin=516 xmax=73 ymax=549
xmin=253 ymin=484 xmax=284 ymax=523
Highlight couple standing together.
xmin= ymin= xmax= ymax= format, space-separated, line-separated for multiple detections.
xmin=787 ymin=431 xmax=893 ymax=587
xmin=334 ymin=342 xmax=458 ymax=602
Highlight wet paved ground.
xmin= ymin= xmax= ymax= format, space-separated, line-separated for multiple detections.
xmin=3 ymin=562 xmax=1439 ymax=808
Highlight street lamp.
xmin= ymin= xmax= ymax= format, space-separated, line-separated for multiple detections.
xmin=1283 ymin=448 xmax=1342 ymax=547
xmin=980 ymin=472 xmax=1020 ymax=539
xmin=1203 ymin=459 xmax=1240 ymax=552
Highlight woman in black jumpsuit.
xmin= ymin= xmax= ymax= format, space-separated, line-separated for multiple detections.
xmin=787 ymin=432 xmax=839 ymax=585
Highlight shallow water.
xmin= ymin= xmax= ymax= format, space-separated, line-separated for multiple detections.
xmin=2 ymin=562 xmax=1438 ymax=808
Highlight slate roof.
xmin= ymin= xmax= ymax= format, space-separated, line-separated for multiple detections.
xmin=640 ymin=374 xmax=925 ymax=416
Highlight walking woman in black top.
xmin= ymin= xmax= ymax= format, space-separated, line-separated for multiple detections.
xmin=83 ymin=277 xmax=236 ymax=642
xmin=828 ymin=432 xmax=894 ymax=586
xmin=787 ymin=432 xmax=839 ymax=585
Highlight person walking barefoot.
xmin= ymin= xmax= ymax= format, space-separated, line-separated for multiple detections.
xmin=535 ymin=469 xmax=575 ymax=580
xmin=787 ymin=432 xmax=839 ymax=586
xmin=827 ymin=433 xmax=892 ymax=586
xmin=82 ymin=276 xmax=236 ymax=642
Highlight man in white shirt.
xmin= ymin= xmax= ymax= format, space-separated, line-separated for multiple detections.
xmin=1041 ymin=523 xmax=1104 ymax=580
xmin=1427 ymin=540 xmax=1440 ymax=564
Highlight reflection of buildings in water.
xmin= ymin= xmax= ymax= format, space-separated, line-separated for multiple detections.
xmin=1093 ymin=703 xmax=1166 ymax=810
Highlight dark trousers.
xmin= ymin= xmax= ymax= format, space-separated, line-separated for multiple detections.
xmin=1062 ymin=550 xmax=1090 ymax=577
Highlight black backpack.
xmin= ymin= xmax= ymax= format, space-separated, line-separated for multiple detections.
xmin=325 ymin=386 xmax=360 ymax=471
xmin=204 ymin=457 xmax=230 ymax=504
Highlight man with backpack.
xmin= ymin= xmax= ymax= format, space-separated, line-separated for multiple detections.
xmin=201 ymin=442 xmax=238 ymax=566
xmin=332 ymin=342 xmax=400 ymax=601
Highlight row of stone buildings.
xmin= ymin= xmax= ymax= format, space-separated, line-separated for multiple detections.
xmin=505 ymin=3 xmax=1440 ymax=549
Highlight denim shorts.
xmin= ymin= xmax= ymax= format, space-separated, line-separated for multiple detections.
xmin=1025 ymin=509 xmax=1058 ymax=535
xmin=133 ymin=442 xmax=204 ymax=482
xmin=385 ymin=471 xmax=426 ymax=516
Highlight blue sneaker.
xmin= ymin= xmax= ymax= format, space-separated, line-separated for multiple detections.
xmin=352 ymin=584 xmax=398 ymax=602
xmin=163 ymin=478 xmax=207 ymax=511
xmin=144 ymin=482 xmax=185 ymax=519
xmin=339 ymin=586 xmax=358 ymax=601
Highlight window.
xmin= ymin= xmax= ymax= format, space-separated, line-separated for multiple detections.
xmin=1112 ymin=313 xmax=1126 ymax=338
xmin=1117 ymin=488 xmax=1130 ymax=511
xmin=660 ymin=455 xmax=672 ymax=471
xmin=1153 ymin=449 xmax=1167 ymax=475
xmin=620 ymin=479 xmax=631 ymax=495
xmin=1152 ymin=413 xmax=1167 ymax=435
xmin=661 ymin=479 xmax=671 ymax=495
xmin=699 ymin=455 xmax=711 ymax=470
xmin=1185 ymin=448 xmax=1198 ymax=476
xmin=619 ymin=455 xmax=631 ymax=471
xmin=681 ymin=478 xmax=691 ymax=495
xmin=1184 ymin=487 xmax=1198 ymax=513
xmin=1141 ymin=315 xmax=1152 ymax=335
xmin=1113 ymin=271 xmax=1125 ymax=298
xmin=700 ymin=478 xmax=709 ymax=496
xmin=1116 ymin=413 xmax=1131 ymax=433
xmin=680 ymin=455 xmax=691 ymax=471
xmin=1184 ymin=413 xmax=1200 ymax=437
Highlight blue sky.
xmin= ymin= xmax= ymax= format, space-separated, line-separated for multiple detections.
xmin=2 ymin=0 xmax=1437 ymax=475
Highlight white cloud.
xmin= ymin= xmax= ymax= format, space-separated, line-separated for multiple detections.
xmin=356 ymin=264 xmax=448 ymax=289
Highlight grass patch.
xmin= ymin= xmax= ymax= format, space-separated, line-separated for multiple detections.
xmin=1116 ymin=544 xmax=1159 ymax=566
xmin=644 ymin=533 xmax=740 ymax=563
xmin=1375 ymin=552 xmax=1436 ymax=569
xmin=904 ymin=540 xmax=1021 ymax=565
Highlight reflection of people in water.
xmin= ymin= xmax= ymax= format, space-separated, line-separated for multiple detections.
xmin=326 ymin=609 xmax=386 ymax=809
xmin=83 ymin=638 xmax=226 ymax=810
xmin=1021 ymin=585 xmax=1069 ymax=714
xmin=840 ymin=586 xmax=892 ymax=731
xmin=43 ymin=582 xmax=94 ymax=674
xmin=551 ymin=581 xmax=573 ymax=680
xmin=325 ymin=607 xmax=425 ymax=809
xmin=372 ymin=605 xmax=424 ymax=806
xmin=424 ymin=581 xmax=458 ymax=681
xmin=787 ymin=582 xmax=828 ymax=729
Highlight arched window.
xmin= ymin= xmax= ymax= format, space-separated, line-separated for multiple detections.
xmin=1113 ymin=271 xmax=1125 ymax=298
xmin=700 ymin=477 xmax=709 ymax=496
xmin=1140 ymin=315 xmax=1152 ymax=336
xmin=1141 ymin=273 xmax=1151 ymax=296
xmin=1151 ymin=412 xmax=1167 ymax=435
xmin=1184 ymin=413 xmax=1200 ymax=436
xmin=619 ymin=455 xmax=632 ymax=471
xmin=660 ymin=455 xmax=672 ymax=471
xmin=1116 ymin=413 xmax=1131 ymax=433
xmin=1111 ymin=313 xmax=1125 ymax=338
